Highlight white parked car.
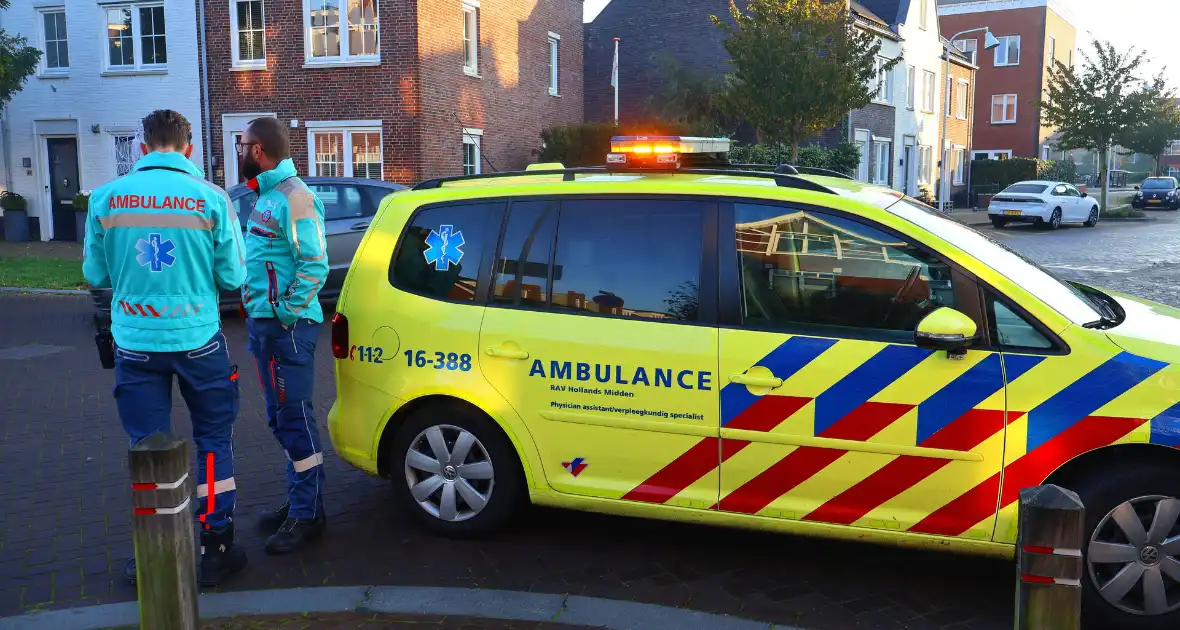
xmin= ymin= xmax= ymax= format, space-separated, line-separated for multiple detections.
xmin=987 ymin=180 xmax=1101 ymax=230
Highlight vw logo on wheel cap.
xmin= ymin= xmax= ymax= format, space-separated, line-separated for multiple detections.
xmin=1140 ymin=546 xmax=1161 ymax=565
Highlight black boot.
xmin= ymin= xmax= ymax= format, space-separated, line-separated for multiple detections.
xmin=265 ymin=514 xmax=326 ymax=555
xmin=257 ymin=502 xmax=290 ymax=533
xmin=124 ymin=557 xmax=137 ymax=584
xmin=199 ymin=522 xmax=248 ymax=587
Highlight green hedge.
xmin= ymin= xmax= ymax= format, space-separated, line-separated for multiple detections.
xmin=972 ymin=158 xmax=1038 ymax=190
xmin=728 ymin=143 xmax=860 ymax=176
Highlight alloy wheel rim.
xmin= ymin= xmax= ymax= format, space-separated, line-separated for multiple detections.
xmin=1090 ymin=209 xmax=1098 ymax=224
xmin=404 ymin=424 xmax=495 ymax=522
xmin=1088 ymin=495 xmax=1180 ymax=616
xmin=1052 ymin=211 xmax=1062 ymax=227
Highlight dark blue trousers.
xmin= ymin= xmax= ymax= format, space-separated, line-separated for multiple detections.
xmin=247 ymin=318 xmax=325 ymax=520
xmin=114 ymin=331 xmax=239 ymax=530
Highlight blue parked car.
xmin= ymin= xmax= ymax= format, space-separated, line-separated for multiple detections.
xmin=90 ymin=177 xmax=406 ymax=319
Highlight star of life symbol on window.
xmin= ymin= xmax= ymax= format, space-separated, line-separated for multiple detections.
xmin=136 ymin=233 xmax=177 ymax=272
xmin=423 ymin=224 xmax=465 ymax=271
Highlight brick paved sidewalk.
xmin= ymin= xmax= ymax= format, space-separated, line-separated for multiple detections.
xmin=113 ymin=612 xmax=592 ymax=629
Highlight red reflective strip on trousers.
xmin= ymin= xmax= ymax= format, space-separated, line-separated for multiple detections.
xmin=131 ymin=483 xmax=156 ymax=491
xmin=200 ymin=452 xmax=215 ymax=529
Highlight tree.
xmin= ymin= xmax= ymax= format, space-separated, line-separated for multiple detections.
xmin=1039 ymin=41 xmax=1150 ymax=211
xmin=712 ymin=0 xmax=893 ymax=162
xmin=645 ymin=54 xmax=728 ymax=134
xmin=1119 ymin=77 xmax=1180 ymax=176
xmin=0 ymin=0 xmax=41 ymax=110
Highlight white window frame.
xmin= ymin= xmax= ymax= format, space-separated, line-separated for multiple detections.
xmin=1048 ymin=35 xmax=1056 ymax=68
xmin=991 ymin=94 xmax=1018 ymax=124
xmin=956 ymin=79 xmax=969 ymax=119
xmin=463 ymin=0 xmax=480 ymax=77
xmin=917 ymin=145 xmax=932 ymax=185
xmin=954 ymin=39 xmax=977 ymax=65
xmin=548 ymin=32 xmax=560 ymax=96
xmin=230 ymin=0 xmax=266 ymax=70
xmin=854 ymin=129 xmax=870 ymax=183
xmin=303 ymin=0 xmax=380 ymax=68
xmin=873 ymin=57 xmax=892 ymax=104
xmin=38 ymin=7 xmax=69 ymax=76
xmin=975 ymin=149 xmax=1013 ymax=160
xmin=109 ymin=129 xmax=141 ymax=179
xmin=1041 ymin=146 xmax=1051 ymax=160
xmin=304 ymin=120 xmax=384 ymax=179
xmin=906 ymin=65 xmax=916 ymax=110
xmin=922 ymin=70 xmax=936 ymax=113
xmin=953 ymin=146 xmax=967 ymax=185
xmin=872 ymin=138 xmax=891 ymax=185
xmin=994 ymin=35 xmax=1020 ymax=67
xmin=463 ymin=128 xmax=482 ymax=175
xmin=919 ymin=0 xmax=928 ymax=30
xmin=1168 ymin=140 xmax=1180 ymax=156
xmin=103 ymin=3 xmax=168 ymax=74
xmin=945 ymin=75 xmax=952 ymax=117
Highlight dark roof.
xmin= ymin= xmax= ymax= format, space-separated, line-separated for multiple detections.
xmin=849 ymin=1 xmax=889 ymax=26
xmin=855 ymin=0 xmax=911 ymax=26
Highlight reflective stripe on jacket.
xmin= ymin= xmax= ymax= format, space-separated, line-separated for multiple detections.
xmin=83 ymin=152 xmax=246 ymax=352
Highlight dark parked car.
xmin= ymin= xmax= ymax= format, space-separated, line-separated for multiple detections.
xmin=1132 ymin=176 xmax=1180 ymax=210
xmin=90 ymin=177 xmax=406 ymax=319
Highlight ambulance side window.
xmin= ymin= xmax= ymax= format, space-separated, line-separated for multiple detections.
xmin=734 ymin=203 xmax=956 ymax=341
xmin=390 ymin=203 xmax=494 ymax=303
xmin=988 ymin=295 xmax=1054 ymax=350
xmin=493 ymin=200 xmax=557 ymax=309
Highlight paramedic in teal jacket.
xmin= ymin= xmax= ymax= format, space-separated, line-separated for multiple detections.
xmin=82 ymin=110 xmax=248 ymax=587
xmin=238 ymin=116 xmax=330 ymax=555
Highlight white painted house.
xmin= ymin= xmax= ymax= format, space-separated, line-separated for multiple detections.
xmin=892 ymin=0 xmax=945 ymax=197
xmin=0 ymin=0 xmax=205 ymax=241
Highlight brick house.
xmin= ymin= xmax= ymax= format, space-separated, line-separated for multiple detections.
xmin=939 ymin=45 xmax=976 ymax=204
xmin=584 ymin=0 xmax=900 ymax=186
xmin=205 ymin=0 xmax=583 ymax=187
xmin=938 ymin=0 xmax=1077 ymax=160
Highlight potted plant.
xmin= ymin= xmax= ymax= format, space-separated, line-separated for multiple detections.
xmin=1 ymin=191 xmax=30 ymax=242
xmin=74 ymin=191 xmax=91 ymax=244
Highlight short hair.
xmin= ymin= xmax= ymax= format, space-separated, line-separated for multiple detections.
xmin=141 ymin=110 xmax=193 ymax=150
xmin=247 ymin=117 xmax=290 ymax=161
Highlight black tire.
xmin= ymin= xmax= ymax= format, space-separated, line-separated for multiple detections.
xmin=1041 ymin=208 xmax=1063 ymax=230
xmin=990 ymin=217 xmax=1008 ymax=228
xmin=1084 ymin=207 xmax=1100 ymax=227
xmin=388 ymin=404 xmax=525 ymax=538
xmin=1073 ymin=464 xmax=1180 ymax=629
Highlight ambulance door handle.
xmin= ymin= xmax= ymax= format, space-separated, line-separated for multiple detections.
xmin=485 ymin=347 xmax=529 ymax=360
xmin=350 ymin=222 xmax=370 ymax=231
xmin=729 ymin=373 xmax=783 ymax=389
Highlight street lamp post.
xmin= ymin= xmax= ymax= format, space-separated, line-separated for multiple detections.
xmin=941 ymin=27 xmax=1000 ymax=212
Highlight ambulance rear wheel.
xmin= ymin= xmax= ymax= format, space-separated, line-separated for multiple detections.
xmin=389 ymin=404 xmax=524 ymax=539
xmin=1075 ymin=464 xmax=1180 ymax=629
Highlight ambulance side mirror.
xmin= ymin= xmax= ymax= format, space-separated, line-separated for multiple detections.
xmin=915 ymin=307 xmax=978 ymax=356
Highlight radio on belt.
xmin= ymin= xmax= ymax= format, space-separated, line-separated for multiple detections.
xmin=605 ymin=136 xmax=731 ymax=170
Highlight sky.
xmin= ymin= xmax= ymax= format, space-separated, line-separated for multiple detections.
xmin=583 ymin=0 xmax=1180 ymax=89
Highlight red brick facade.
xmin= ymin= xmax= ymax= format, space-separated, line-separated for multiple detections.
xmin=204 ymin=0 xmax=583 ymax=188
xmin=940 ymin=3 xmax=1075 ymax=159
xmin=939 ymin=54 xmax=975 ymax=202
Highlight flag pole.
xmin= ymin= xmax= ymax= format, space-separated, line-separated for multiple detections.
xmin=612 ymin=37 xmax=620 ymax=126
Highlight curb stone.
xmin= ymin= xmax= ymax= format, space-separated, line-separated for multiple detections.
xmin=0 ymin=586 xmax=791 ymax=630
xmin=0 ymin=287 xmax=89 ymax=295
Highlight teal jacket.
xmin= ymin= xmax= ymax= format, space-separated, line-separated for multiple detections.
xmin=242 ymin=159 xmax=329 ymax=325
xmin=83 ymin=152 xmax=246 ymax=352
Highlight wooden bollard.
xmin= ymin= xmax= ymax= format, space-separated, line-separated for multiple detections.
xmin=130 ymin=432 xmax=199 ymax=630
xmin=1014 ymin=484 xmax=1085 ymax=630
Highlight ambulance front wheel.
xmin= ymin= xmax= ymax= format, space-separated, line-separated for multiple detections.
xmin=389 ymin=404 xmax=525 ymax=539
xmin=1076 ymin=463 xmax=1180 ymax=629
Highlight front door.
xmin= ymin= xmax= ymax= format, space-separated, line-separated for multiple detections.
xmin=46 ymin=138 xmax=80 ymax=241
xmin=479 ymin=197 xmax=720 ymax=507
xmin=716 ymin=201 xmax=1029 ymax=542
xmin=903 ymin=138 xmax=916 ymax=196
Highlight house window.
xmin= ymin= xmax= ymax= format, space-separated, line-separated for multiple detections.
xmin=917 ymin=146 xmax=932 ymax=185
xmin=953 ymin=148 xmax=967 ymax=185
xmin=463 ymin=129 xmax=482 ymax=175
xmin=113 ymin=134 xmax=139 ymax=177
xmin=1048 ymin=35 xmax=1056 ymax=67
xmin=906 ymin=65 xmax=916 ymax=109
xmin=105 ymin=5 xmax=167 ymax=71
xmin=872 ymin=140 xmax=890 ymax=185
xmin=919 ymin=0 xmax=928 ymax=30
xmin=40 ymin=9 xmax=69 ymax=73
xmin=995 ymin=36 xmax=1020 ymax=66
xmin=231 ymin=0 xmax=265 ymax=67
xmin=307 ymin=124 xmax=384 ymax=179
xmin=874 ymin=57 xmax=892 ymax=104
xmin=954 ymin=39 xmax=977 ymax=65
xmin=1068 ymin=49 xmax=1073 ymax=68
xmin=922 ymin=70 xmax=935 ymax=113
xmin=1041 ymin=146 xmax=1051 ymax=160
xmin=945 ymin=76 xmax=952 ymax=117
xmin=548 ymin=32 xmax=560 ymax=96
xmin=1168 ymin=140 xmax=1180 ymax=156
xmin=305 ymin=0 xmax=379 ymax=64
xmin=463 ymin=1 xmax=479 ymax=75
xmin=956 ymin=80 xmax=969 ymax=119
xmin=991 ymin=94 xmax=1017 ymax=123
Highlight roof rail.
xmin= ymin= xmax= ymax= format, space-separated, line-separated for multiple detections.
xmin=411 ymin=167 xmax=836 ymax=195
xmin=776 ymin=165 xmax=855 ymax=180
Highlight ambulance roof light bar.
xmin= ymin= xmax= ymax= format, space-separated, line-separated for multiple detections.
xmin=606 ymin=136 xmax=731 ymax=170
